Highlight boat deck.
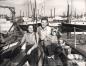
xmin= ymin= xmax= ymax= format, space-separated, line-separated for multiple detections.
xmin=65 ymin=39 xmax=86 ymax=58
xmin=0 ymin=51 xmax=27 ymax=66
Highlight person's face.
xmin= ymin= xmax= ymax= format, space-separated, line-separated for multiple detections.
xmin=28 ymin=25 xmax=33 ymax=33
xmin=41 ymin=20 xmax=48 ymax=28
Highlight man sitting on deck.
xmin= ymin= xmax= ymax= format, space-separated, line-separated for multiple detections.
xmin=37 ymin=17 xmax=51 ymax=66
xmin=37 ymin=17 xmax=67 ymax=66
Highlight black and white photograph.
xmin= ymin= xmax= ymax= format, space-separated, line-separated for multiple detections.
xmin=0 ymin=0 xmax=86 ymax=66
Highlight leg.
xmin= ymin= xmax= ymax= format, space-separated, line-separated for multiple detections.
xmin=16 ymin=55 xmax=27 ymax=66
xmin=59 ymin=53 xmax=67 ymax=66
xmin=38 ymin=52 xmax=44 ymax=66
xmin=38 ymin=46 xmax=44 ymax=66
xmin=24 ymin=61 xmax=30 ymax=66
xmin=28 ymin=48 xmax=38 ymax=66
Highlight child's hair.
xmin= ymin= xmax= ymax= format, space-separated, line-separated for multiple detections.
xmin=51 ymin=27 xmax=57 ymax=35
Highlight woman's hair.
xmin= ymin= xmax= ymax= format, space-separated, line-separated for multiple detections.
xmin=27 ymin=24 xmax=34 ymax=32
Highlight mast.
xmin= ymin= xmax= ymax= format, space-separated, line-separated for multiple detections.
xmin=54 ymin=8 xmax=55 ymax=18
xmin=37 ymin=9 xmax=39 ymax=18
xmin=23 ymin=11 xmax=24 ymax=17
xmin=27 ymin=0 xmax=29 ymax=17
xmin=75 ymin=8 xmax=77 ymax=18
xmin=43 ymin=0 xmax=45 ymax=16
xmin=33 ymin=0 xmax=37 ymax=20
xmin=30 ymin=0 xmax=33 ymax=17
xmin=35 ymin=0 xmax=37 ymax=19
xmin=85 ymin=0 xmax=86 ymax=17
xmin=67 ymin=0 xmax=71 ymax=39
xmin=50 ymin=9 xmax=52 ymax=18
xmin=26 ymin=11 xmax=27 ymax=17
xmin=20 ymin=10 xmax=21 ymax=17
xmin=35 ymin=0 xmax=38 ymax=26
xmin=74 ymin=27 xmax=76 ymax=48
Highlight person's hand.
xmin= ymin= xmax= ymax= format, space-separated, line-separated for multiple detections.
xmin=51 ymin=55 xmax=54 ymax=59
xmin=27 ymin=49 xmax=31 ymax=55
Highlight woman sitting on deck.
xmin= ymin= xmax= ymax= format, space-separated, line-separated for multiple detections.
xmin=17 ymin=25 xmax=39 ymax=66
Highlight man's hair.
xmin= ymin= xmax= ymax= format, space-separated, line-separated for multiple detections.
xmin=41 ymin=17 xmax=48 ymax=22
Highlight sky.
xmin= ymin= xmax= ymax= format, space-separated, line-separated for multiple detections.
xmin=0 ymin=0 xmax=85 ymax=17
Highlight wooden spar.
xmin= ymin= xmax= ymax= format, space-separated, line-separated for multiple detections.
xmin=1 ymin=34 xmax=5 ymax=43
xmin=34 ymin=0 xmax=37 ymax=20
xmin=0 ymin=5 xmax=14 ymax=9
xmin=74 ymin=27 xmax=76 ymax=48
xmin=7 ymin=24 xmax=14 ymax=33
xmin=0 ymin=6 xmax=23 ymax=35
xmin=67 ymin=4 xmax=70 ymax=23
xmin=6 ymin=7 xmax=15 ymax=33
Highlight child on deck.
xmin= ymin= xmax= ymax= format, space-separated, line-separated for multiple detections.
xmin=50 ymin=27 xmax=67 ymax=66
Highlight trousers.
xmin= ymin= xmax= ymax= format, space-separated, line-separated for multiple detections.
xmin=17 ymin=45 xmax=38 ymax=66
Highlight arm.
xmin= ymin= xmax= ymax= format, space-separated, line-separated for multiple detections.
xmin=45 ymin=26 xmax=51 ymax=41
xmin=20 ymin=33 xmax=26 ymax=46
